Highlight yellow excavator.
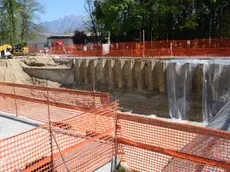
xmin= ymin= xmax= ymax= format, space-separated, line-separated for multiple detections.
xmin=12 ymin=43 xmax=29 ymax=56
xmin=0 ymin=44 xmax=12 ymax=59
xmin=0 ymin=44 xmax=29 ymax=59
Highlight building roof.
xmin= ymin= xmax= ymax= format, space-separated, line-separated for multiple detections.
xmin=28 ymin=33 xmax=75 ymax=44
xmin=48 ymin=33 xmax=75 ymax=39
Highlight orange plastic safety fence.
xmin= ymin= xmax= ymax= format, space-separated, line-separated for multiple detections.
xmin=28 ymin=38 xmax=230 ymax=57
xmin=0 ymin=82 xmax=110 ymax=123
xmin=53 ymin=136 xmax=114 ymax=172
xmin=50 ymin=102 xmax=118 ymax=171
xmin=0 ymin=124 xmax=52 ymax=172
xmin=117 ymin=113 xmax=230 ymax=172
xmin=0 ymin=82 xmax=118 ymax=171
xmin=1 ymin=81 xmax=230 ymax=171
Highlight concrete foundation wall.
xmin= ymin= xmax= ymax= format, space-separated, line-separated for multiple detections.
xmin=23 ymin=67 xmax=74 ymax=85
xmin=73 ymin=59 xmax=172 ymax=93
xmin=23 ymin=57 xmax=206 ymax=121
xmin=23 ymin=58 xmax=204 ymax=94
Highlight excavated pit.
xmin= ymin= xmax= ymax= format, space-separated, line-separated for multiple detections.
xmin=2 ymin=56 xmax=230 ymax=123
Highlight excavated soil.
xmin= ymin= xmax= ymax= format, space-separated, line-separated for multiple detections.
xmin=0 ymin=56 xmax=70 ymax=87
xmin=0 ymin=56 xmax=206 ymax=124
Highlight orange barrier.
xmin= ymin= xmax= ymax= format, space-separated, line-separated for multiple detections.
xmin=0 ymin=82 xmax=109 ymax=123
xmin=117 ymin=112 xmax=230 ymax=171
xmin=0 ymin=124 xmax=52 ymax=171
xmin=28 ymin=38 xmax=230 ymax=57
xmin=0 ymin=82 xmax=117 ymax=171
xmin=0 ymin=83 xmax=230 ymax=171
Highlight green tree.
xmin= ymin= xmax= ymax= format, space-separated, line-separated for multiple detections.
xmin=93 ymin=0 xmax=230 ymax=41
xmin=18 ymin=0 xmax=44 ymax=43
xmin=0 ymin=0 xmax=19 ymax=44
xmin=0 ymin=0 xmax=44 ymax=44
xmin=84 ymin=0 xmax=99 ymax=44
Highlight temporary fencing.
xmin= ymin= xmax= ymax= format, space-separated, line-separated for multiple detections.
xmin=0 ymin=83 xmax=230 ymax=171
xmin=28 ymin=38 xmax=230 ymax=57
xmin=0 ymin=82 xmax=118 ymax=171
xmin=117 ymin=112 xmax=230 ymax=172
xmin=0 ymin=82 xmax=109 ymax=123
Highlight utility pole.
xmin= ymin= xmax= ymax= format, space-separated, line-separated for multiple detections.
xmin=151 ymin=28 xmax=153 ymax=57
xmin=142 ymin=30 xmax=145 ymax=58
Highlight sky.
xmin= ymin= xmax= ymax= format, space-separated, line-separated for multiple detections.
xmin=38 ymin=0 xmax=86 ymax=22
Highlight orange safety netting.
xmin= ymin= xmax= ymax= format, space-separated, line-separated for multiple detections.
xmin=117 ymin=112 xmax=230 ymax=172
xmin=28 ymin=38 xmax=230 ymax=57
xmin=0 ymin=83 xmax=230 ymax=171
xmin=0 ymin=82 xmax=109 ymax=123
xmin=0 ymin=82 xmax=117 ymax=171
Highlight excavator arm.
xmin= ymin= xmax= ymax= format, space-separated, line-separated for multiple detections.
xmin=0 ymin=44 xmax=12 ymax=52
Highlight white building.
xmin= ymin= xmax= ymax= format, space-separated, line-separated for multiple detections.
xmin=47 ymin=33 xmax=74 ymax=47
xmin=28 ymin=33 xmax=74 ymax=48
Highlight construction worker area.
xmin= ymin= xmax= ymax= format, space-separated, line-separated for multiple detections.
xmin=0 ymin=82 xmax=229 ymax=171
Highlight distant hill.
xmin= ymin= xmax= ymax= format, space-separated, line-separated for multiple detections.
xmin=39 ymin=15 xmax=86 ymax=33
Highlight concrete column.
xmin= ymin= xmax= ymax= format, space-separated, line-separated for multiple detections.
xmin=114 ymin=59 xmax=125 ymax=88
xmin=122 ymin=60 xmax=134 ymax=88
xmin=158 ymin=62 xmax=167 ymax=93
xmin=133 ymin=60 xmax=145 ymax=90
xmin=87 ymin=59 xmax=96 ymax=84
xmin=143 ymin=60 xmax=156 ymax=90
xmin=95 ymin=59 xmax=105 ymax=85
xmin=74 ymin=59 xmax=81 ymax=84
xmin=152 ymin=60 xmax=159 ymax=90
xmin=193 ymin=64 xmax=203 ymax=96
xmin=80 ymin=59 xmax=89 ymax=84
xmin=104 ymin=60 xmax=114 ymax=90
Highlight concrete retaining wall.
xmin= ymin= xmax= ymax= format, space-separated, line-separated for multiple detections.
xmin=23 ymin=58 xmax=204 ymax=94
xmin=22 ymin=58 xmax=206 ymax=121
xmin=23 ymin=67 xmax=74 ymax=85
xmin=73 ymin=59 xmax=170 ymax=93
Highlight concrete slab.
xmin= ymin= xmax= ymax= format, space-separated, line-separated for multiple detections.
xmin=0 ymin=112 xmax=42 ymax=140
xmin=95 ymin=157 xmax=118 ymax=172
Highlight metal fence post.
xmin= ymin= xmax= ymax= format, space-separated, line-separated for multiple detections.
xmin=114 ymin=101 xmax=119 ymax=171
xmin=46 ymin=82 xmax=54 ymax=171
xmin=13 ymin=85 xmax=18 ymax=116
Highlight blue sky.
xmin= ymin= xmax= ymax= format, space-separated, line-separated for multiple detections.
xmin=38 ymin=0 xmax=86 ymax=22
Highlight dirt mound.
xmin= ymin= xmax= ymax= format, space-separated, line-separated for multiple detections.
xmin=0 ymin=59 xmax=32 ymax=84
xmin=23 ymin=56 xmax=59 ymax=67
xmin=23 ymin=56 xmax=72 ymax=67
xmin=0 ymin=59 xmax=60 ymax=87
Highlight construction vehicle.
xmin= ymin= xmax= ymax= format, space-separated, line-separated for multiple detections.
xmin=12 ymin=43 xmax=29 ymax=56
xmin=51 ymin=41 xmax=66 ymax=54
xmin=52 ymin=41 xmax=65 ymax=47
xmin=0 ymin=43 xmax=29 ymax=59
xmin=0 ymin=44 xmax=12 ymax=59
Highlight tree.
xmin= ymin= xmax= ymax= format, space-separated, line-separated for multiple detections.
xmin=0 ymin=0 xmax=19 ymax=44
xmin=18 ymin=0 xmax=44 ymax=43
xmin=84 ymin=0 xmax=98 ymax=44
xmin=93 ymin=0 xmax=230 ymax=41
xmin=0 ymin=0 xmax=44 ymax=44
xmin=73 ymin=30 xmax=87 ymax=44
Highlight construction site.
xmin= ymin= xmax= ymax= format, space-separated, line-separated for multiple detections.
xmin=0 ymin=38 xmax=230 ymax=172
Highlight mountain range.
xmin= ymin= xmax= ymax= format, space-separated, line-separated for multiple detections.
xmin=40 ymin=15 xmax=86 ymax=33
